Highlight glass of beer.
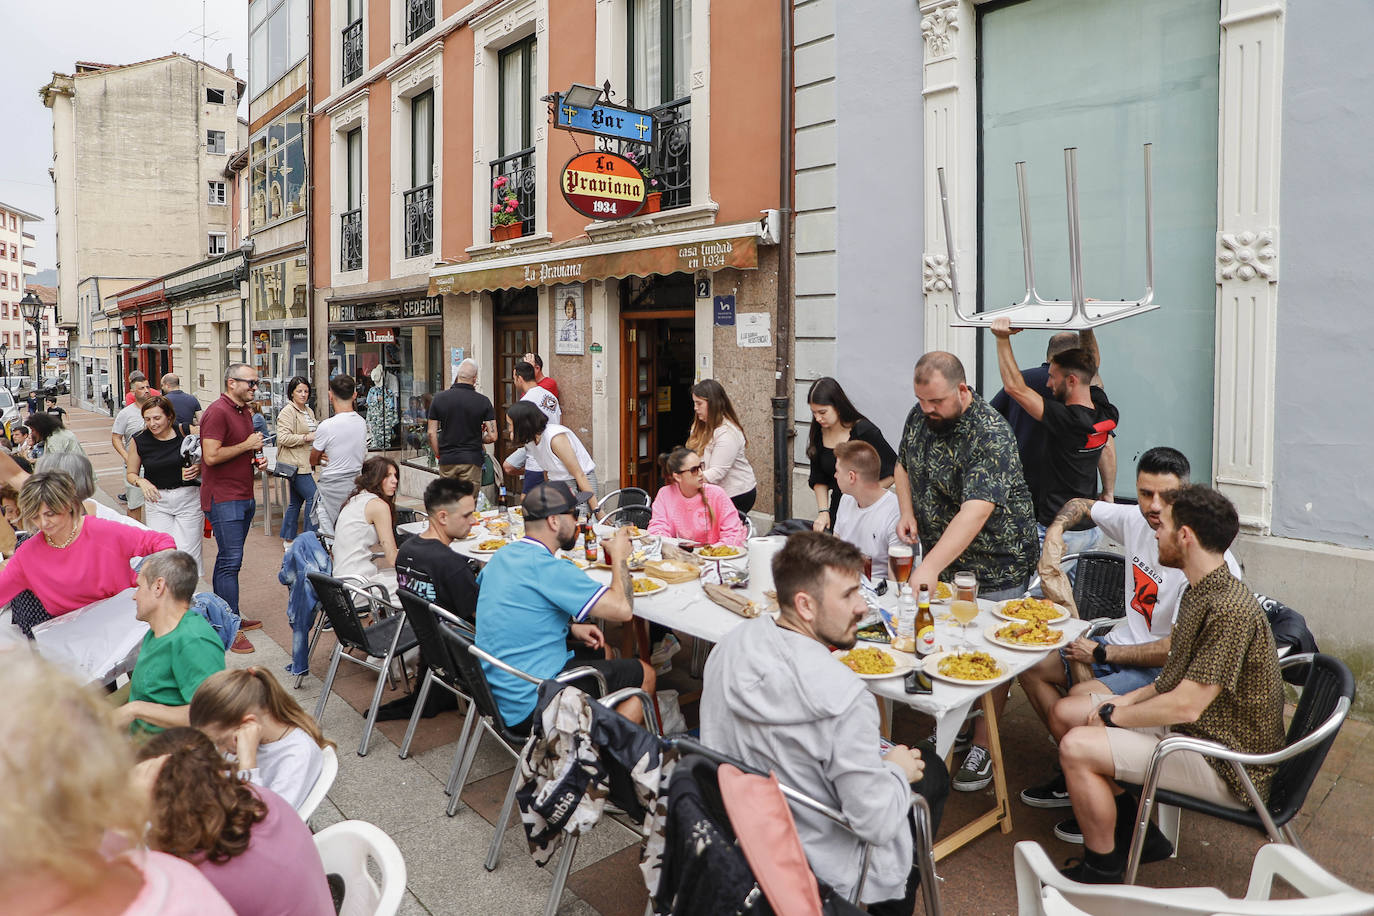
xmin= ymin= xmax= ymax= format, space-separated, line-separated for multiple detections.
xmin=889 ymin=544 xmax=914 ymax=585
xmin=950 ymin=570 xmax=979 ymax=649
xmin=861 ymin=554 xmax=874 ymax=583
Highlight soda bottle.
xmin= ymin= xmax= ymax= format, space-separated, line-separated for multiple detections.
xmin=915 ymin=584 xmax=936 ymax=657
xmin=497 ymin=482 xmax=511 ymax=527
xmin=893 ymin=585 xmax=916 ymax=653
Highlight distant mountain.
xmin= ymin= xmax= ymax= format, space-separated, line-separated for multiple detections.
xmin=29 ymin=269 xmax=56 ymax=287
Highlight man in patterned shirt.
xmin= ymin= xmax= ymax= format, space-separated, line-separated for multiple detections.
xmin=894 ymin=350 xmax=1038 ymax=791
xmin=1054 ymin=485 xmax=1284 ymax=883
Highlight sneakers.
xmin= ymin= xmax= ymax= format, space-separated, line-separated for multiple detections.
xmin=239 ymin=618 xmax=263 ymax=631
xmin=953 ymin=744 xmax=993 ymax=792
xmin=1054 ymin=817 xmax=1084 ymax=844
xmin=1058 ymin=855 xmax=1123 ymax=884
xmin=651 ymin=634 xmax=682 ymax=674
xmin=230 ymin=632 xmax=255 ymax=654
xmin=1021 ymin=772 xmax=1073 ymax=808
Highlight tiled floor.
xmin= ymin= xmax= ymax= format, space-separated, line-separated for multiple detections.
xmin=58 ymin=401 xmax=1374 ymax=914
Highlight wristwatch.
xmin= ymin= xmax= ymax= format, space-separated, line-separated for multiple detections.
xmin=1097 ymin=703 xmax=1119 ymax=728
xmin=1092 ymin=642 xmax=1108 ymax=665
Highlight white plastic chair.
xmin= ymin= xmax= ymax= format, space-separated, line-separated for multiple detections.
xmin=313 ymin=820 xmax=407 ymax=916
xmin=297 ymin=745 xmax=338 ymax=821
xmin=1014 ymin=841 xmax=1374 ymax=916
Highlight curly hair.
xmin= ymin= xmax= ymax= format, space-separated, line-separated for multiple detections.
xmin=138 ymin=727 xmax=267 ymax=864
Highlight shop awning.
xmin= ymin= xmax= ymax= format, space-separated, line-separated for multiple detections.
xmin=428 ymin=221 xmax=763 ymax=296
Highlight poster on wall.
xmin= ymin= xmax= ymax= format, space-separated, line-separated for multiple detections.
xmin=554 ymin=283 xmax=585 ymax=355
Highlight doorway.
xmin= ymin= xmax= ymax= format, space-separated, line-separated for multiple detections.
xmin=619 ymin=273 xmax=697 ymax=494
xmin=492 ymin=287 xmax=538 ymax=475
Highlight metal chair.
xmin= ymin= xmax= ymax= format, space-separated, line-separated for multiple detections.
xmin=1121 ymin=652 xmax=1356 ymax=884
xmin=597 ymin=487 xmax=650 ymax=516
xmin=666 ymin=737 xmax=940 ymax=914
xmin=309 ymin=573 xmax=419 ymax=757
xmin=313 ymin=820 xmax=407 ymax=916
xmin=394 ymin=506 xmax=428 ymax=528
xmin=294 ymin=574 xmax=390 ymax=690
xmin=601 ymin=503 xmax=652 ymax=529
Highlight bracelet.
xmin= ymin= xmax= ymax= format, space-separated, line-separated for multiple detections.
xmin=1092 ymin=643 xmax=1108 ymax=665
xmin=817 ymin=507 xmax=830 ymax=515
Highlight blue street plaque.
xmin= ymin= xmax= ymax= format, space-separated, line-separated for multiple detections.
xmin=554 ymin=95 xmax=655 ymax=145
xmin=714 ymin=295 xmax=736 ymax=327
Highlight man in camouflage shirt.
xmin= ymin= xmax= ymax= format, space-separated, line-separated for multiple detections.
xmin=894 ymin=350 xmax=1038 ymax=791
xmin=1054 ymin=485 xmax=1284 ymax=884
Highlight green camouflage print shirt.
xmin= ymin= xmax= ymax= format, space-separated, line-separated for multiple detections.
xmin=897 ymin=392 xmax=1038 ymax=591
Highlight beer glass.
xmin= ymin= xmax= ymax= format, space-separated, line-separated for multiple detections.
xmin=950 ymin=570 xmax=979 ymax=649
xmin=889 ymin=544 xmax=914 ymax=584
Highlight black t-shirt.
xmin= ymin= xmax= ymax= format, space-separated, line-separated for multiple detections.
xmin=1028 ymin=387 xmax=1119 ymax=526
xmin=395 ymin=533 xmax=479 ymax=623
xmin=133 ymin=429 xmax=196 ymax=490
xmin=428 ymin=383 xmax=494 ymax=466
xmin=807 ymin=418 xmax=898 ymax=521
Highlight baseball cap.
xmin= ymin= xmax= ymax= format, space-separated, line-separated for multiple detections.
xmin=521 ymin=480 xmax=593 ymax=520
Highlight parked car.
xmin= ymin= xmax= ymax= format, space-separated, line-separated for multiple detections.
xmin=1 ymin=376 xmax=32 ymax=397
xmin=40 ymin=376 xmax=69 ymax=397
xmin=0 ymin=389 xmax=20 ymax=433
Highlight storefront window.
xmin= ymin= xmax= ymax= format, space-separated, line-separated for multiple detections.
xmin=325 ymin=323 xmax=444 ymax=460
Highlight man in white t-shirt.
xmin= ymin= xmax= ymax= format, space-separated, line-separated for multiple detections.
xmin=310 ymin=373 xmax=368 ymax=533
xmin=831 ymin=440 xmax=903 ymax=583
xmin=1017 ymin=446 xmax=1242 ymax=816
xmin=511 ymin=360 xmax=561 ymax=490
xmin=111 ymin=373 xmax=151 ymax=522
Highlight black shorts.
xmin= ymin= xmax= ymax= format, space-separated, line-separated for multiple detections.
xmin=510 ymin=649 xmax=645 ymax=734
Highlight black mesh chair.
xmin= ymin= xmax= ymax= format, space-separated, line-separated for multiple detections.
xmin=1027 ymin=550 xmax=1127 ymax=634
xmin=1122 ymin=652 xmax=1356 ymax=884
xmin=601 ymin=503 xmax=652 ymax=529
xmin=394 ymin=507 xmax=428 ymax=528
xmin=597 ymin=487 xmax=650 ymax=516
xmin=395 ymin=588 xmax=476 ymax=768
xmin=309 ymin=573 xmax=418 ymax=757
xmin=293 ymin=573 xmax=390 ymax=690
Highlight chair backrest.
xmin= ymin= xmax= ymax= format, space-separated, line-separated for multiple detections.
xmin=435 ymin=620 xmax=528 ymax=743
xmin=313 ymin=819 xmax=407 ymax=916
xmin=307 ymin=573 xmax=375 ymax=652
xmin=394 ymin=507 xmax=427 ymax=528
xmin=599 ymin=487 xmax=650 ymax=514
xmin=1070 ymin=551 xmax=1126 ymax=621
xmin=396 ymin=587 xmax=465 ymax=689
xmin=298 ymin=745 xmax=339 ymax=821
xmin=602 ymin=503 xmax=652 ymax=529
xmin=1270 ymin=653 xmax=1355 ymax=819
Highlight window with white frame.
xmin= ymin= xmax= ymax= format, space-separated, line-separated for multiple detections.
xmin=209 ymin=233 xmax=227 ymax=256
xmin=628 ymin=0 xmax=692 ymax=109
xmin=208 ymin=181 xmax=227 ymax=205
xmin=207 ymin=130 xmax=226 ymax=154
xmin=250 ymin=0 xmax=309 ymax=99
xmin=404 ymin=90 xmax=435 ymax=258
xmin=340 ymin=127 xmax=364 ymax=272
xmin=250 ymin=105 xmax=307 ymax=229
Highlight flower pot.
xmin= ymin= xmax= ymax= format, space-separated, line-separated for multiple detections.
xmin=491 ymin=223 xmax=522 ymax=242
xmin=642 ymin=192 xmax=662 ymax=214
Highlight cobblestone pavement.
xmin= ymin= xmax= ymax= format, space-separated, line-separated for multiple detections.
xmin=58 ymin=400 xmax=1374 ymax=914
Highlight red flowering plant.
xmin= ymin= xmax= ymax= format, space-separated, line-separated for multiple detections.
xmin=491 ymin=174 xmax=520 ymax=227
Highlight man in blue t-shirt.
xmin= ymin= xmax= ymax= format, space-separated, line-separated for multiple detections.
xmin=474 ymin=480 xmax=654 ymax=731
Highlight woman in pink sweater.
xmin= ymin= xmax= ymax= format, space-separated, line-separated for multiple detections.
xmin=647 ymin=447 xmax=746 ymax=547
xmin=0 ymin=470 xmax=175 ymax=636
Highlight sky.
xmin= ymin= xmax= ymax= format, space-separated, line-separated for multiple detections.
xmin=0 ymin=1 xmax=249 ymax=272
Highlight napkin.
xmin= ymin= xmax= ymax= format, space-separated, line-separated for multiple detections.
xmin=703 ymin=583 xmax=762 ymax=619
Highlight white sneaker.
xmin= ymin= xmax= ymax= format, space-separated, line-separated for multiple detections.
xmin=650 ymin=634 xmax=682 ymax=668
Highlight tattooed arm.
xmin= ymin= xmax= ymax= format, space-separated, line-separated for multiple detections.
xmin=588 ymin=527 xmax=635 ymax=623
xmin=1038 ymin=498 xmax=1099 ymax=614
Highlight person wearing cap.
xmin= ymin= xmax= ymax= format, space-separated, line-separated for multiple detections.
xmin=474 ymin=480 xmax=654 ymax=731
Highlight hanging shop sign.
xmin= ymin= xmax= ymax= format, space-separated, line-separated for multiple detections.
xmin=553 ymin=95 xmax=655 ymax=145
xmin=560 ymin=152 xmax=647 ymax=221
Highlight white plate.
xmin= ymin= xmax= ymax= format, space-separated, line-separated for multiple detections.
xmin=834 ymin=645 xmax=916 ymax=680
xmin=993 ymin=598 xmax=1071 ymax=625
xmin=983 ymin=622 xmax=1071 ymax=652
xmin=471 ymin=540 xmax=511 ymax=555
xmin=694 ymin=544 xmax=748 ymax=560
xmin=631 ymin=575 xmax=669 ymax=597
xmin=923 ymin=650 xmax=1007 ymax=686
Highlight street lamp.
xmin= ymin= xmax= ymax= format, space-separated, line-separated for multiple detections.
xmin=0 ymin=341 xmax=8 ymax=378
xmin=20 ymin=290 xmax=43 ymax=397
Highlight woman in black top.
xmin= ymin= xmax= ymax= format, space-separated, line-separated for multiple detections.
xmin=806 ymin=377 xmax=897 ymax=531
xmin=126 ymin=395 xmax=204 ymax=573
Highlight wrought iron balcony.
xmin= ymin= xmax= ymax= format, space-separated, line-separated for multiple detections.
xmin=404 ymin=184 xmax=434 ymax=258
xmin=406 ymin=0 xmax=434 ymax=44
xmin=490 ymin=148 xmax=537 ymax=238
xmin=340 ymin=209 xmax=362 ymax=272
xmin=342 ymin=19 xmax=363 ymax=85
xmin=613 ymin=98 xmax=692 ymax=212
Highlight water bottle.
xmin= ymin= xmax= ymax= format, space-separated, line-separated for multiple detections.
xmin=893 ymin=585 xmax=917 ymax=654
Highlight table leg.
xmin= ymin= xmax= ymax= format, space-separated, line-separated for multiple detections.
xmin=932 ymin=692 xmax=1013 ymax=860
xmin=877 ymin=695 xmax=892 ymax=738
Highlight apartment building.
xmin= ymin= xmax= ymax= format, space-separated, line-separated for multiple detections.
xmin=311 ymin=0 xmax=785 ymax=508
xmin=41 ymin=55 xmax=244 ymax=412
xmin=0 ymin=203 xmax=44 ymax=383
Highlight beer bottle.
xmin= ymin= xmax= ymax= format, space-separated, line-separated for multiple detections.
xmin=915 ymin=584 xmax=936 ymax=657
xmin=583 ymin=513 xmax=598 ymax=563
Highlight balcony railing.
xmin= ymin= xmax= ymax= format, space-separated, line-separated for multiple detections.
xmin=342 ymin=19 xmax=363 ymax=85
xmin=406 ymin=0 xmax=434 ymax=44
xmin=340 ymin=209 xmax=362 ymax=272
xmin=612 ymin=97 xmax=692 ymax=212
xmin=490 ymin=148 xmax=537 ymax=238
xmin=404 ymin=184 xmax=434 ymax=258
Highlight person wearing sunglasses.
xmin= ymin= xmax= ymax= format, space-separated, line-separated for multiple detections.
xmin=646 ymin=446 xmax=746 ymax=548
xmin=199 ymin=363 xmax=268 ymax=642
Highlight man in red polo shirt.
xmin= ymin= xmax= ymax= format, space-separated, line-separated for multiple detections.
xmin=522 ymin=352 xmax=560 ymax=399
xmin=200 ymin=363 xmax=266 ymax=641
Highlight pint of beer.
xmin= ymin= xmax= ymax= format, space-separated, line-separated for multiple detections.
xmin=889 ymin=544 xmax=914 ymax=584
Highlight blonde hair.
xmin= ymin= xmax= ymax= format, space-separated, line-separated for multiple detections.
xmin=17 ymin=469 xmax=85 ymax=527
xmin=190 ymin=667 xmax=334 ymax=750
xmin=0 ymin=653 xmax=145 ymax=889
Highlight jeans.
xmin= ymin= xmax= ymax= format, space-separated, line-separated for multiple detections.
xmin=280 ymin=472 xmax=318 ymax=540
xmin=208 ymin=497 xmax=255 ymax=616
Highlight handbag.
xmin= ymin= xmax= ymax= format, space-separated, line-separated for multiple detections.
xmin=273 ymin=460 xmax=299 ymax=479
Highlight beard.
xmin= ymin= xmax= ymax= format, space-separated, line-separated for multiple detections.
xmin=1157 ymin=536 xmax=1183 ymax=569
xmin=557 ymin=526 xmax=580 ymax=551
xmin=923 ymin=413 xmax=958 ymax=434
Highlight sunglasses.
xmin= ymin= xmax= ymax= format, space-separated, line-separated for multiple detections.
xmin=229 ymin=377 xmax=260 ymax=388
xmin=679 ymin=464 xmax=704 ymax=475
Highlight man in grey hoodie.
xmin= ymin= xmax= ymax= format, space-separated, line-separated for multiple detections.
xmin=701 ymin=531 xmax=948 ymax=913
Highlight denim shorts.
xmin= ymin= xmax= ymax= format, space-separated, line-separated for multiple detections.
xmin=1061 ymin=634 xmax=1161 ymax=695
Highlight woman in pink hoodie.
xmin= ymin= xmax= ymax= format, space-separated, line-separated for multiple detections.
xmin=647 ymin=447 xmax=746 ymax=547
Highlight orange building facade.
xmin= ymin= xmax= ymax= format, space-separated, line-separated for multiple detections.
xmin=309 ymin=0 xmax=785 ymax=507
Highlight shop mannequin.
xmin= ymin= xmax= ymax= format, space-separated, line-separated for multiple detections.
xmin=366 ymin=364 xmax=399 ymax=449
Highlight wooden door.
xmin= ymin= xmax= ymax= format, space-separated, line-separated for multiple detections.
xmin=493 ymin=317 xmax=536 ymax=469
xmin=620 ymin=318 xmax=658 ymax=492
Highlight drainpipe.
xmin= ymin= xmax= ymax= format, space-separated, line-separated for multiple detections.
xmin=772 ymin=0 xmax=795 ymax=522
xmin=304 ymin=0 xmax=317 ymax=399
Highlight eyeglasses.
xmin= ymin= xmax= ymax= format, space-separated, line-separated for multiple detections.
xmin=680 ymin=464 xmax=705 ymax=475
xmin=229 ymin=377 xmax=260 ymax=388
